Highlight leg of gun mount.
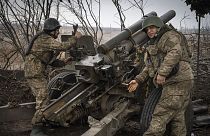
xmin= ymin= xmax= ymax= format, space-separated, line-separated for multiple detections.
xmin=82 ymin=100 xmax=140 ymax=136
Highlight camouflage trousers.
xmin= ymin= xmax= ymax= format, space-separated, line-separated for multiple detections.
xmin=143 ymin=80 xmax=194 ymax=136
xmin=26 ymin=77 xmax=49 ymax=125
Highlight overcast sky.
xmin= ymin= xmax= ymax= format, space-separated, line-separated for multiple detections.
xmin=98 ymin=0 xmax=210 ymax=29
xmin=58 ymin=0 xmax=210 ymax=29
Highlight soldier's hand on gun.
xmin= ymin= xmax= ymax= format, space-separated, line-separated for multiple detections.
xmin=128 ymin=80 xmax=139 ymax=93
xmin=75 ymin=31 xmax=82 ymax=39
xmin=156 ymin=74 xmax=166 ymax=85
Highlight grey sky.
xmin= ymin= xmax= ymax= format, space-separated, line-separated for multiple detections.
xmin=99 ymin=0 xmax=209 ymax=29
xmin=57 ymin=0 xmax=209 ymax=29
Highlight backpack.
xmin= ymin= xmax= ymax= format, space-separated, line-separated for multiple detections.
xmin=169 ymin=24 xmax=192 ymax=62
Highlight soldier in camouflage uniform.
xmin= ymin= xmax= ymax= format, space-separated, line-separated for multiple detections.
xmin=128 ymin=16 xmax=194 ymax=136
xmin=24 ymin=18 xmax=81 ymax=135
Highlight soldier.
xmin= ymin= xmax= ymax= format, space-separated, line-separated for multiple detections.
xmin=128 ymin=16 xmax=194 ymax=136
xmin=24 ymin=18 xmax=82 ymax=136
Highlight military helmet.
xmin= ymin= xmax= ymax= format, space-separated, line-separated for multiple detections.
xmin=43 ymin=18 xmax=61 ymax=31
xmin=142 ymin=16 xmax=164 ymax=31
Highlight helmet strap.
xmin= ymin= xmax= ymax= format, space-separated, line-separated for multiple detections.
xmin=51 ymin=31 xmax=57 ymax=39
xmin=44 ymin=30 xmax=56 ymax=39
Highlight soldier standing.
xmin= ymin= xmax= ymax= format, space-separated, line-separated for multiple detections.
xmin=128 ymin=16 xmax=194 ymax=136
xmin=24 ymin=18 xmax=81 ymax=135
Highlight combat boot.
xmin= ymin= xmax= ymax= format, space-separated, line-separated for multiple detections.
xmin=30 ymin=125 xmax=48 ymax=136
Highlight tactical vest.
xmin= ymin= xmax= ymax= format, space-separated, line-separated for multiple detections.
xmin=144 ymin=44 xmax=161 ymax=77
xmin=27 ymin=32 xmax=59 ymax=65
xmin=174 ymin=30 xmax=192 ymax=62
xmin=144 ymin=25 xmax=191 ymax=78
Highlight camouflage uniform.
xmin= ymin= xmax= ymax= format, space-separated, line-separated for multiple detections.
xmin=135 ymin=25 xmax=194 ymax=136
xmin=24 ymin=33 xmax=76 ymax=124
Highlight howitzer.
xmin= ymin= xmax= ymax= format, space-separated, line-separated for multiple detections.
xmin=41 ymin=10 xmax=178 ymax=133
xmin=41 ymin=11 xmax=160 ymax=126
xmin=0 ymin=10 xmax=193 ymax=136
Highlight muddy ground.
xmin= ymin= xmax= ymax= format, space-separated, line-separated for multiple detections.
xmin=0 ymin=70 xmax=210 ymax=136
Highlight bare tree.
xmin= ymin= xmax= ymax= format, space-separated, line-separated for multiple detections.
xmin=60 ymin=0 xmax=103 ymax=46
xmin=127 ymin=0 xmax=145 ymax=16
xmin=0 ymin=0 xmax=53 ymax=69
xmin=0 ymin=39 xmax=18 ymax=69
xmin=112 ymin=0 xmax=126 ymax=30
xmin=179 ymin=11 xmax=190 ymax=32
xmin=112 ymin=0 xmax=145 ymax=30
xmin=55 ymin=0 xmax=61 ymax=20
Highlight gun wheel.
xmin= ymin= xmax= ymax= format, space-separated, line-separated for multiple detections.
xmin=47 ymin=71 xmax=77 ymax=99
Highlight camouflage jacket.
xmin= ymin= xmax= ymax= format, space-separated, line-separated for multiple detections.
xmin=24 ymin=33 xmax=76 ymax=78
xmin=135 ymin=25 xmax=194 ymax=85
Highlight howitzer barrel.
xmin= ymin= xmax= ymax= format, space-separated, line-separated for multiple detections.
xmin=161 ymin=10 xmax=176 ymax=24
xmin=97 ymin=11 xmax=157 ymax=54
xmin=121 ymin=10 xmax=176 ymax=51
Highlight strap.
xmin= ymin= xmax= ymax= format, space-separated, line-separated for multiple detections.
xmin=25 ymin=31 xmax=44 ymax=56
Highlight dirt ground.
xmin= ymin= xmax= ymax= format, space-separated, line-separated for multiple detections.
xmin=0 ymin=70 xmax=35 ymax=106
xmin=0 ymin=120 xmax=89 ymax=136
